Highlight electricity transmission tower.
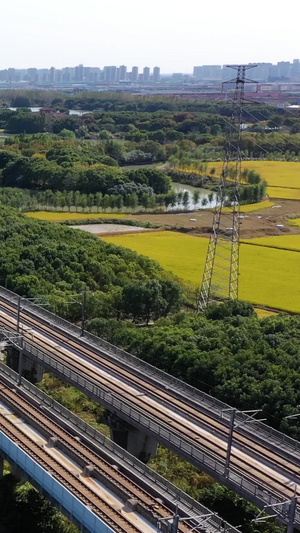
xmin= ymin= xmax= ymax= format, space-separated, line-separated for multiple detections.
xmin=197 ymin=64 xmax=256 ymax=312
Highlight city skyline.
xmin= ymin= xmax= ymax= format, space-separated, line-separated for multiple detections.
xmin=1 ymin=60 xmax=300 ymax=86
xmin=3 ymin=0 xmax=300 ymax=72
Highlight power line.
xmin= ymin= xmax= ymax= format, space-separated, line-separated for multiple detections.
xmin=198 ymin=65 xmax=256 ymax=312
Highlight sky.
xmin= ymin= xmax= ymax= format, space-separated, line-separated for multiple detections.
xmin=3 ymin=0 xmax=300 ymax=72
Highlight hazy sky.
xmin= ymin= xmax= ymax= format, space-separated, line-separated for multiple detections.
xmin=3 ymin=0 xmax=300 ymax=72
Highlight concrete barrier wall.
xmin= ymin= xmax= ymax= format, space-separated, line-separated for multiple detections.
xmin=0 ymin=430 xmax=115 ymax=533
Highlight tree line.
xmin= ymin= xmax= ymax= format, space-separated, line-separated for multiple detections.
xmin=0 ymin=186 xmax=210 ymax=213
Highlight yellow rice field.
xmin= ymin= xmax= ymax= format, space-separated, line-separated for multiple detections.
xmin=178 ymin=161 xmax=300 ymax=199
xmin=254 ymin=308 xmax=278 ymax=318
xmin=242 ymin=235 xmax=300 ymax=252
xmin=224 ymin=201 xmax=275 ymax=213
xmin=207 ymin=161 xmax=300 ymax=189
xmin=267 ymin=187 xmax=300 ymax=200
xmin=26 ymin=211 xmax=127 ymax=221
xmin=102 ymin=231 xmax=300 ymax=313
xmin=289 ymin=218 xmax=300 ymax=227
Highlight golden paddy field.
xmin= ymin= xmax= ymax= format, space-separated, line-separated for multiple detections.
xmin=179 ymin=160 xmax=300 ymax=200
xmin=242 ymin=235 xmax=300 ymax=252
xmin=267 ymin=187 xmax=300 ymax=200
xmin=289 ymin=218 xmax=300 ymax=227
xmin=26 ymin=211 xmax=127 ymax=221
xmin=102 ymin=231 xmax=300 ymax=313
xmin=224 ymin=200 xmax=275 ymax=212
xmin=206 ymin=161 xmax=300 ymax=188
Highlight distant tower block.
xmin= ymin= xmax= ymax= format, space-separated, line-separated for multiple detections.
xmin=198 ymin=65 xmax=257 ymax=311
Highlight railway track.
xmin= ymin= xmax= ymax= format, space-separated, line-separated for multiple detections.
xmin=0 ymin=295 xmax=299 ymax=519
xmin=0 ymin=375 xmax=192 ymax=533
xmin=0 ymin=405 xmax=144 ymax=533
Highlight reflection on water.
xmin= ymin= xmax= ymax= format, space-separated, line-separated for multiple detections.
xmin=170 ymin=182 xmax=217 ymax=211
xmin=8 ymin=107 xmax=90 ymax=115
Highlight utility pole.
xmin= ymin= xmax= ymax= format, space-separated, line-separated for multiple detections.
xmin=224 ymin=409 xmax=236 ymax=477
xmin=198 ymin=65 xmax=257 ymax=311
xmin=81 ymin=290 xmax=87 ymax=337
xmin=223 ymin=408 xmax=265 ymax=478
xmin=287 ymin=493 xmax=297 ymax=533
xmin=16 ymin=295 xmax=21 ymax=333
xmin=17 ymin=334 xmax=24 ymax=386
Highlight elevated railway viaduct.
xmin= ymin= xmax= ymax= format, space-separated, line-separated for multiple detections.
xmin=0 ymin=286 xmax=299 ymax=530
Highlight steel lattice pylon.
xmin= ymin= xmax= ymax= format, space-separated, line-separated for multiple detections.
xmin=198 ymin=65 xmax=256 ymax=312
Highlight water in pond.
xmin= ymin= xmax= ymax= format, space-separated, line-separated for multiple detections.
xmin=8 ymin=107 xmax=90 ymax=115
xmin=170 ymin=182 xmax=217 ymax=211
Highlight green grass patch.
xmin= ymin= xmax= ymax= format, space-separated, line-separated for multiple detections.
xmin=102 ymin=231 xmax=300 ymax=313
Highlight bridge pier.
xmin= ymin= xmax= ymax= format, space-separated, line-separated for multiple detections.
xmin=6 ymin=347 xmax=44 ymax=383
xmin=107 ymin=413 xmax=158 ymax=463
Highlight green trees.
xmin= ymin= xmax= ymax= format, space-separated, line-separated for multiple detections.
xmin=125 ymin=168 xmax=171 ymax=194
xmin=122 ymin=279 xmax=183 ymax=324
xmin=7 ymin=113 xmax=47 ymax=134
xmin=0 ymin=206 xmax=182 ymax=320
xmin=192 ymin=190 xmax=200 ymax=208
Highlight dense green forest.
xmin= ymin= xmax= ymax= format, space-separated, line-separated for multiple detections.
xmin=0 ymin=207 xmax=183 ymax=323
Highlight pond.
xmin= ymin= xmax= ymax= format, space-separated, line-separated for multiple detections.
xmin=8 ymin=107 xmax=90 ymax=115
xmin=170 ymin=182 xmax=217 ymax=211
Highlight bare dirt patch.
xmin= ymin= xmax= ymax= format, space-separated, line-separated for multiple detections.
xmin=70 ymin=223 xmax=154 ymax=235
xmin=129 ymin=200 xmax=300 ymax=239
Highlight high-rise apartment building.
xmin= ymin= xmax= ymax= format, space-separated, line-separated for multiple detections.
xmin=103 ymin=66 xmax=117 ymax=82
xmin=27 ymin=68 xmax=38 ymax=83
xmin=119 ymin=65 xmax=127 ymax=81
xmin=75 ymin=64 xmax=84 ymax=82
xmin=252 ymin=63 xmax=272 ymax=82
xmin=291 ymin=59 xmax=300 ymax=79
xmin=277 ymin=61 xmax=291 ymax=79
xmin=153 ymin=66 xmax=160 ymax=82
xmin=143 ymin=66 xmax=150 ymax=82
xmin=62 ymin=67 xmax=71 ymax=82
xmin=131 ymin=66 xmax=138 ymax=82
xmin=55 ymin=69 xmax=62 ymax=83
xmin=193 ymin=65 xmax=221 ymax=80
xmin=49 ymin=66 xmax=56 ymax=83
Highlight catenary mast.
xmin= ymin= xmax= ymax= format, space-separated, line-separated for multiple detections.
xmin=198 ymin=65 xmax=257 ymax=311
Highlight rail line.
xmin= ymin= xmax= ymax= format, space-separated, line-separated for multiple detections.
xmin=0 ymin=291 xmax=299 ymax=526
xmin=0 ymin=298 xmax=296 ymax=472
xmin=0 ymin=404 xmax=144 ymax=533
xmin=0 ymin=375 xmax=194 ymax=533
